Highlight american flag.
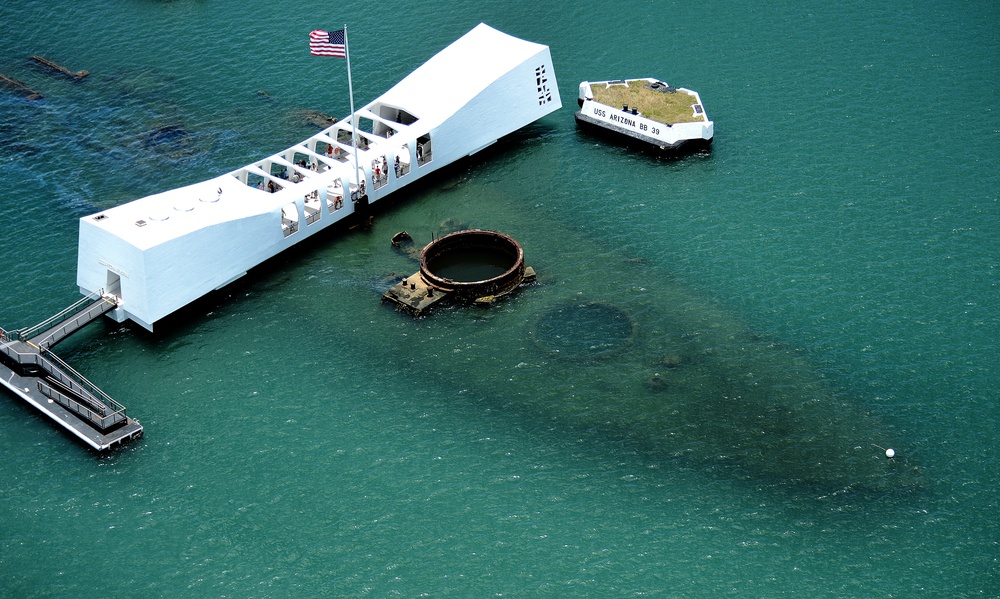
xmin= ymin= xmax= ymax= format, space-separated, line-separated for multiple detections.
xmin=310 ymin=29 xmax=346 ymax=58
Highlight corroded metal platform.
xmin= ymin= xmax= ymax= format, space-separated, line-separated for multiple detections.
xmin=382 ymin=229 xmax=536 ymax=316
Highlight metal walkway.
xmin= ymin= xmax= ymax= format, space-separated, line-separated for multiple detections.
xmin=0 ymin=291 xmax=142 ymax=451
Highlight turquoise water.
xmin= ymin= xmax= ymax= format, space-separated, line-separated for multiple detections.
xmin=1 ymin=1 xmax=997 ymax=597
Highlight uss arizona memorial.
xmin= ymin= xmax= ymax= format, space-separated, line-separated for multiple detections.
xmin=77 ymin=24 xmax=562 ymax=331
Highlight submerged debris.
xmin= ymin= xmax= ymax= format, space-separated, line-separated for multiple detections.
xmin=30 ymin=55 xmax=89 ymax=80
xmin=139 ymin=124 xmax=202 ymax=158
xmin=390 ymin=230 xmax=420 ymax=260
xmin=144 ymin=125 xmax=189 ymax=147
xmin=296 ymin=109 xmax=338 ymax=128
xmin=383 ymin=229 xmax=535 ymax=316
xmin=0 ymin=72 xmax=42 ymax=100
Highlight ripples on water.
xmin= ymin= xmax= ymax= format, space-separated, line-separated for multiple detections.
xmin=1 ymin=1 xmax=997 ymax=596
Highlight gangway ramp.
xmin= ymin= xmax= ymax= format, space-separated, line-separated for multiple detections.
xmin=0 ymin=291 xmax=142 ymax=450
xmin=19 ymin=293 xmax=118 ymax=351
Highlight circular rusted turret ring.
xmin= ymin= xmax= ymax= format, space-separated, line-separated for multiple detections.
xmin=419 ymin=229 xmax=525 ymax=299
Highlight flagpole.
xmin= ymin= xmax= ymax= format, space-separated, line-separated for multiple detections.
xmin=344 ymin=24 xmax=361 ymax=200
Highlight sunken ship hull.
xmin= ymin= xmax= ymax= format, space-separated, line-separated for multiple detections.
xmin=360 ymin=163 xmax=919 ymax=496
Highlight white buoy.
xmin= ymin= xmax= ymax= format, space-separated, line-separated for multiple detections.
xmin=872 ymin=443 xmax=896 ymax=459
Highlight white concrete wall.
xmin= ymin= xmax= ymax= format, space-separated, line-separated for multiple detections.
xmin=77 ymin=26 xmax=561 ymax=331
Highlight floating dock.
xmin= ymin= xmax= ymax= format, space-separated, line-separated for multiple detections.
xmin=0 ymin=292 xmax=142 ymax=450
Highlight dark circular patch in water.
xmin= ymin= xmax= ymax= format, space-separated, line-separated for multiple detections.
xmin=145 ymin=125 xmax=189 ymax=149
xmin=534 ymin=302 xmax=636 ymax=359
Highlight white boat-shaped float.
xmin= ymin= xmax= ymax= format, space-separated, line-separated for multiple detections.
xmin=575 ymin=78 xmax=712 ymax=152
xmin=77 ymin=24 xmax=561 ymax=331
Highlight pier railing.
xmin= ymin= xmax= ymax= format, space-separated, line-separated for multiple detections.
xmin=35 ymin=350 xmax=128 ymax=431
xmin=0 ymin=335 xmax=127 ymax=432
xmin=305 ymin=207 xmax=321 ymax=225
xmin=29 ymin=296 xmax=117 ymax=350
xmin=12 ymin=289 xmax=106 ymax=342
xmin=0 ymin=335 xmax=21 ymax=360
xmin=2 ymin=292 xmax=140 ymax=446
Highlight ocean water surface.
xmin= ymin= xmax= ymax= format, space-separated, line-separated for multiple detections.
xmin=1 ymin=1 xmax=997 ymax=597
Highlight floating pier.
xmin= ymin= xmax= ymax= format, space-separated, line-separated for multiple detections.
xmin=0 ymin=291 xmax=142 ymax=451
xmin=30 ymin=55 xmax=89 ymax=80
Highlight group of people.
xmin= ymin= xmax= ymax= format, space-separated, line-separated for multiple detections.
xmin=255 ymin=179 xmax=283 ymax=194
xmin=324 ymin=143 xmax=342 ymax=161
xmin=251 ymin=142 xmax=419 ymax=199
xmin=297 ymin=158 xmax=324 ymax=172
xmin=371 ymin=152 xmax=412 ymax=189
xmin=372 ymin=155 xmax=390 ymax=189
xmin=251 ymin=155 xmax=335 ymax=194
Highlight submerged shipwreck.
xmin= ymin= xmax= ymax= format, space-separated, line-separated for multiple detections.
xmin=374 ymin=213 xmax=920 ymax=494
xmin=383 ymin=229 xmax=536 ymax=315
xmin=3 ymin=21 xmax=918 ymax=494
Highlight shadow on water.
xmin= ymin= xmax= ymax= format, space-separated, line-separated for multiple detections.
xmin=573 ymin=119 xmax=714 ymax=160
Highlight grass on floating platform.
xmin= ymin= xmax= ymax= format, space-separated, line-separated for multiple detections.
xmin=591 ymin=80 xmax=703 ymax=125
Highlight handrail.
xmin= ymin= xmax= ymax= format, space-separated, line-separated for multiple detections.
xmin=37 ymin=350 xmax=127 ymax=418
xmin=14 ymin=289 xmax=105 ymax=341
xmin=37 ymin=381 xmax=126 ymax=431
xmin=0 ymin=337 xmax=30 ymax=361
xmin=1 ymin=342 xmax=127 ymax=431
xmin=1 ymin=335 xmax=128 ymax=433
xmin=31 ymin=296 xmax=117 ymax=349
